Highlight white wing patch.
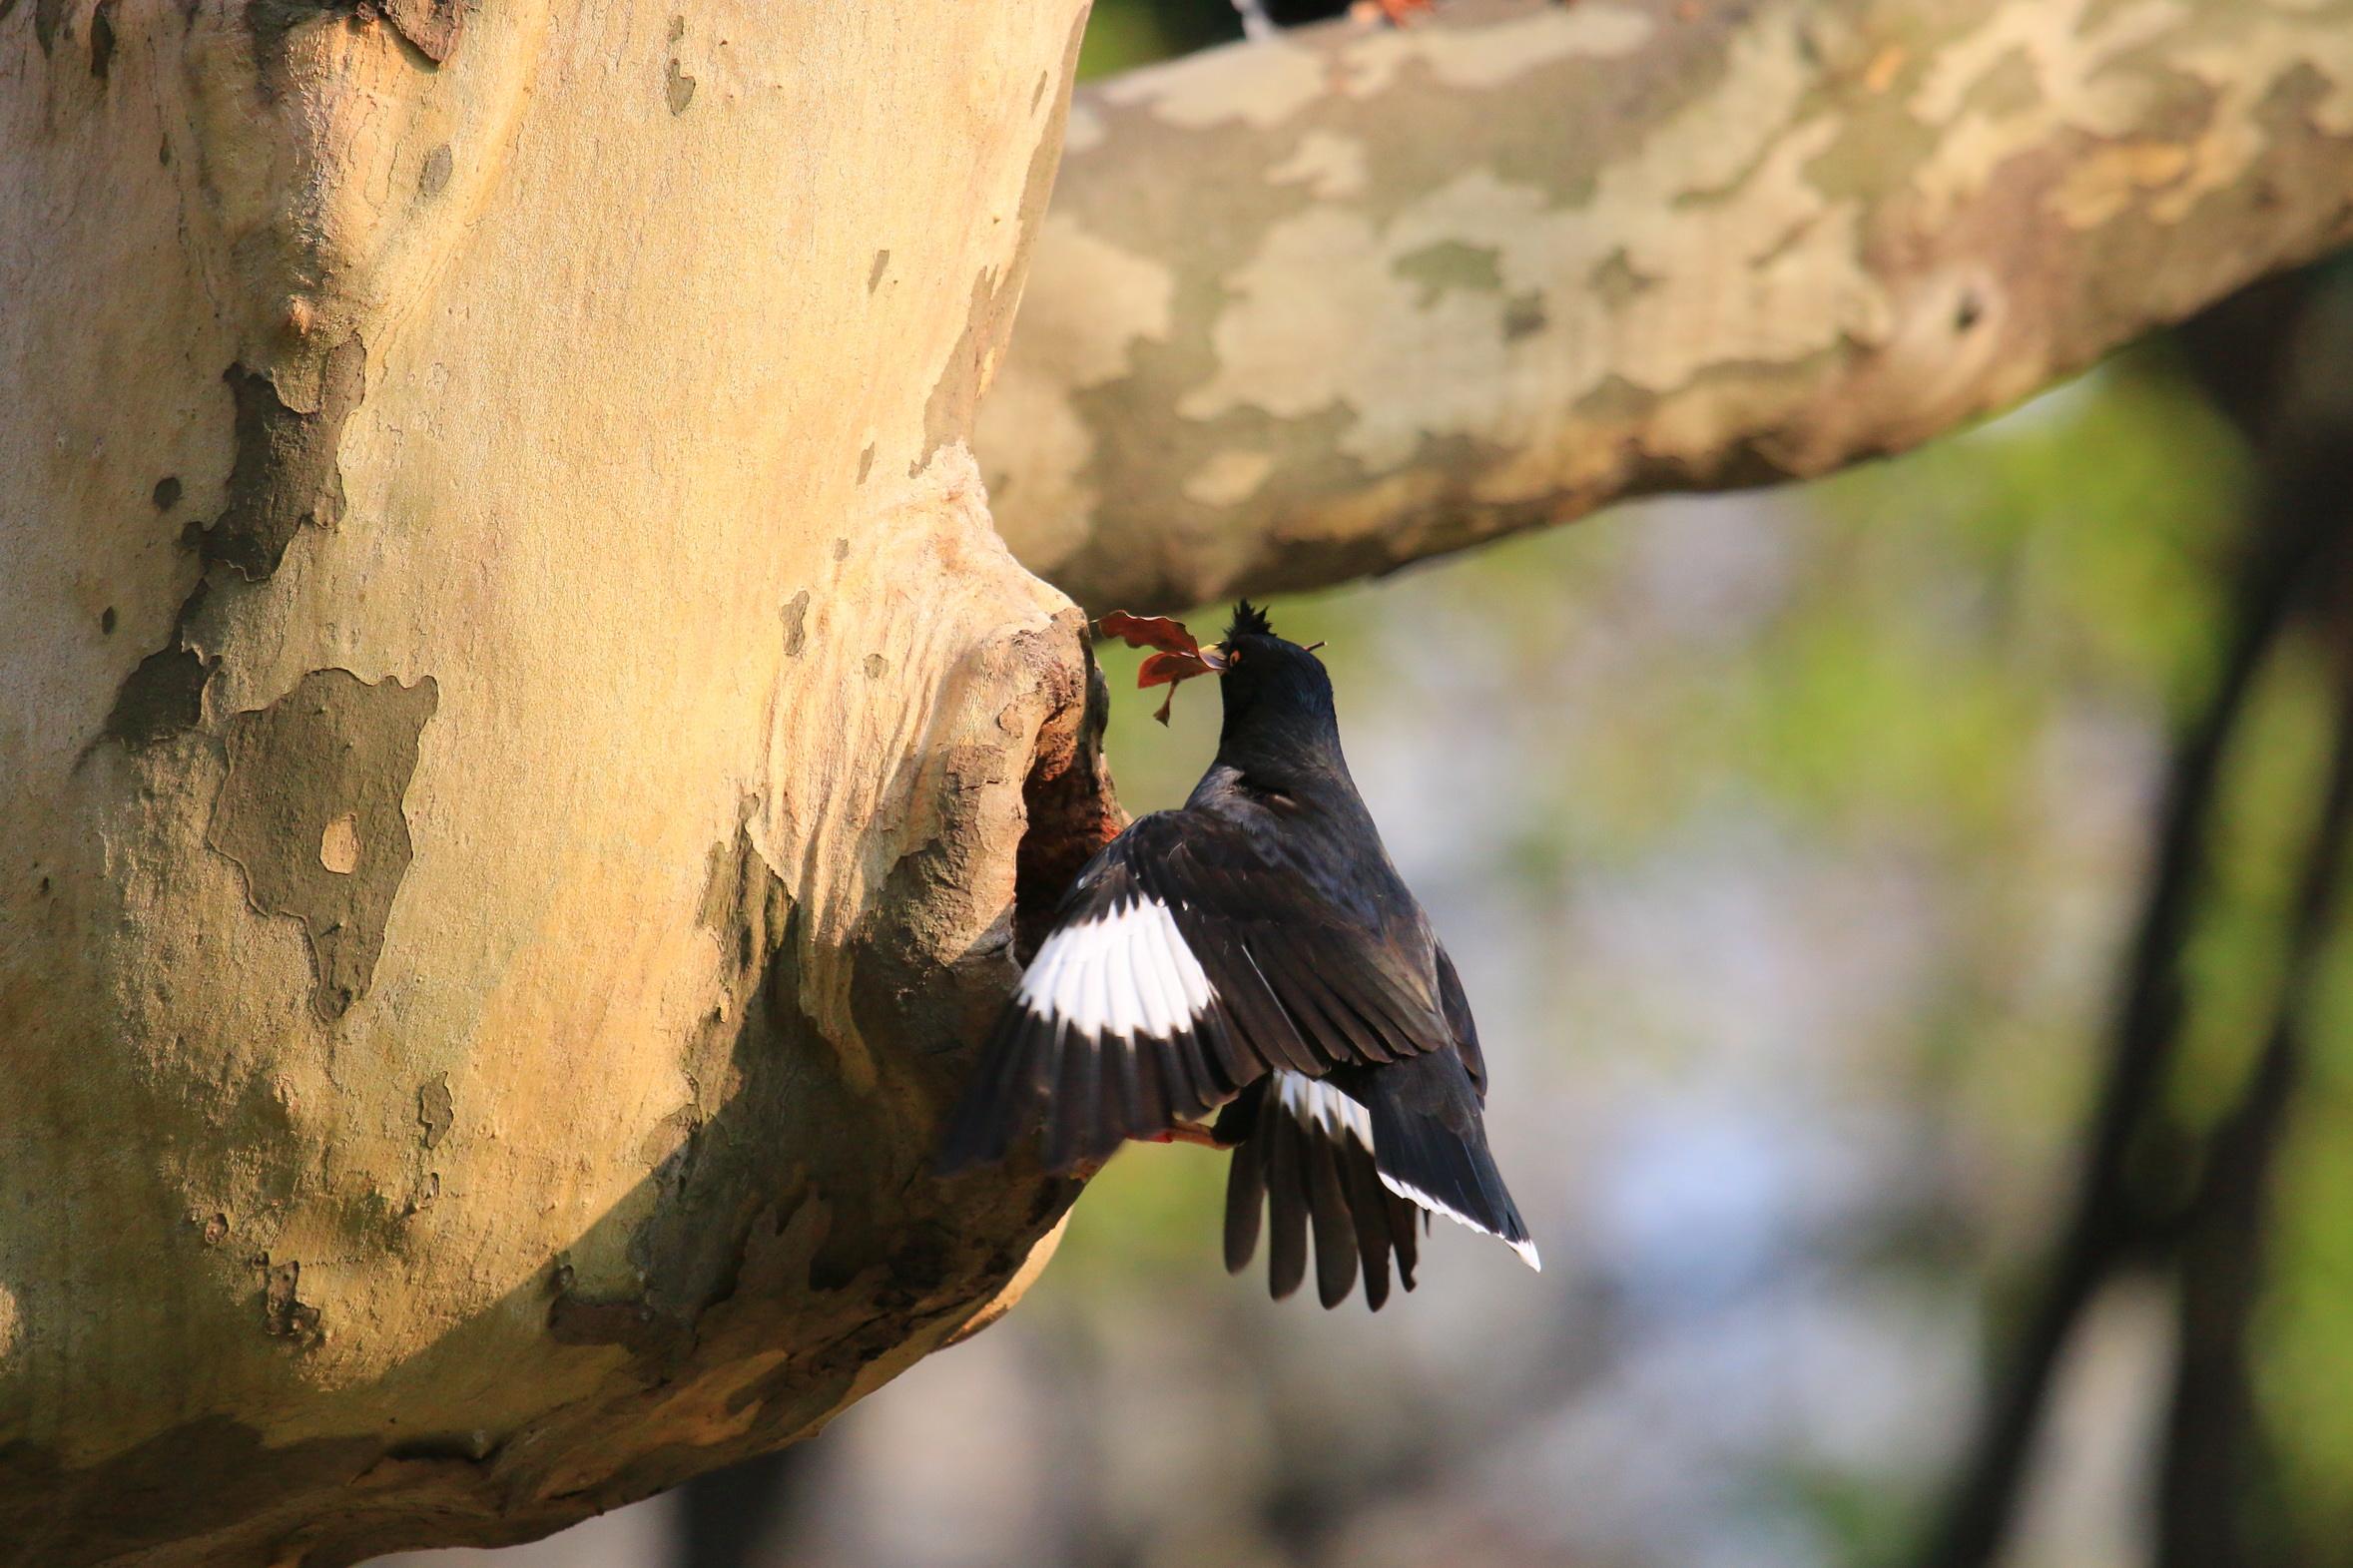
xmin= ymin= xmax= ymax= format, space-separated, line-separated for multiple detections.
xmin=1377 ymin=1172 xmax=1543 ymax=1273
xmin=1274 ymin=1069 xmax=1373 ymax=1148
xmin=1017 ymin=896 xmax=1216 ymax=1039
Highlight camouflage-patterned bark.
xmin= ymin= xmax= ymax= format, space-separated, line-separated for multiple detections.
xmin=988 ymin=0 xmax=2353 ymax=610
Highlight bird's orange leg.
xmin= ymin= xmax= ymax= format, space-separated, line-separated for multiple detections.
xmin=1354 ymin=0 xmax=1438 ymax=25
xmin=1148 ymin=1123 xmax=1227 ymax=1149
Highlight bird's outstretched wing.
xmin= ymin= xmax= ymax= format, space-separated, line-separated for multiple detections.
xmin=1435 ymin=940 xmax=1486 ymax=1096
xmin=935 ymin=809 xmax=1454 ymax=1174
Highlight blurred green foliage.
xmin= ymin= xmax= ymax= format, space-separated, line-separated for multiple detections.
xmin=1077 ymin=0 xmax=1237 ymax=80
xmin=1054 ymin=342 xmax=2353 ymax=1560
xmin=1041 ymin=5 xmax=2353 ymax=1559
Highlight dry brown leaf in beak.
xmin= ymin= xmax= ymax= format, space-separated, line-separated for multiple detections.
xmin=1095 ymin=611 xmax=1197 ymax=657
xmin=1096 ymin=611 xmax=1227 ymax=725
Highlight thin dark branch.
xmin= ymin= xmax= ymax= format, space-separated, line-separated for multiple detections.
xmin=677 ymin=1443 xmax=820 ymax=1568
xmin=2152 ymin=624 xmax=2353 ymax=1568
xmin=1915 ymin=285 xmax=2338 ymax=1568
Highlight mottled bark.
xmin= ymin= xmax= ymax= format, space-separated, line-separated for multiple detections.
xmin=0 ymin=2 xmax=1099 ymax=1564
xmin=985 ymin=0 xmax=2353 ymax=612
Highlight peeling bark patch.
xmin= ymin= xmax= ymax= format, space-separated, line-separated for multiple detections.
xmin=203 ymin=337 xmax=366 ymax=581
xmin=105 ymin=647 xmax=213 ymax=747
xmin=782 ymin=590 xmax=811 ymax=658
xmin=857 ymin=442 xmax=876 ymax=482
xmin=32 ymin=0 xmax=62 ymax=57
xmin=88 ymin=0 xmax=115 ymax=79
xmin=376 ymin=0 xmax=463 ymax=63
xmin=151 ymin=475 xmax=182 ymax=511
xmin=417 ymin=1073 xmax=453 ymax=1150
xmin=666 ymin=57 xmax=696 ymax=115
xmin=406 ymin=1171 xmax=440 ymax=1213
xmin=101 ymin=581 xmax=217 ymax=748
xmin=695 ymin=819 xmax=788 ymax=968
xmin=1501 ymin=289 xmax=1548 ymax=340
xmin=100 ymin=607 xmax=116 ymax=635
xmin=319 ymin=810 xmax=361 ymax=871
xmin=420 ymin=143 xmax=453 ymax=198
xmin=863 ymin=654 xmax=887 ymax=680
xmin=257 ymin=1255 xmax=322 ymax=1343
xmin=869 ymin=250 xmax=889 ymax=292
xmin=1393 ymin=238 xmax=1504 ymax=301
xmin=1589 ymin=247 xmax=1651 ymax=308
xmin=206 ymin=668 xmax=439 ymax=1020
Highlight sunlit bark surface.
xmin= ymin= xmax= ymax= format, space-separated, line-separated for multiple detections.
xmin=0 ymin=3 xmax=1100 ymax=1563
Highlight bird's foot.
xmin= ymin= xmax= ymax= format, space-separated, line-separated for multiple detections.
xmin=1148 ymin=1122 xmax=1227 ymax=1150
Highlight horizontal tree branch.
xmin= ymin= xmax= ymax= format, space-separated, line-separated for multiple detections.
xmin=983 ymin=0 xmax=2353 ymax=612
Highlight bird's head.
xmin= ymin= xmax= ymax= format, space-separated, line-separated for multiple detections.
xmin=1093 ymin=602 xmax=1334 ymax=743
xmin=1212 ymin=599 xmax=1336 ymax=744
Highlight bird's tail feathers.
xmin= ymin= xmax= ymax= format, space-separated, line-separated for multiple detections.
xmin=1363 ymin=1055 xmax=1539 ymax=1272
xmin=1219 ymin=1072 xmax=1421 ymax=1309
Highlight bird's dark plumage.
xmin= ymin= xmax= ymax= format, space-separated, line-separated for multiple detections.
xmin=937 ymin=601 xmax=1536 ymax=1306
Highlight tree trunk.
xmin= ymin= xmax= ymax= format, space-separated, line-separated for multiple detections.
xmin=1 ymin=3 xmax=1101 ymax=1564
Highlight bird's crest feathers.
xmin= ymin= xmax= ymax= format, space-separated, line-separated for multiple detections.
xmin=1226 ymin=599 xmax=1275 ymax=641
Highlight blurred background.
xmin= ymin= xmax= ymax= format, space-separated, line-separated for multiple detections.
xmin=385 ymin=5 xmax=2353 ymax=1566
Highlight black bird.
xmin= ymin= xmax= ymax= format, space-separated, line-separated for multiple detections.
xmin=938 ymin=601 xmax=1536 ymax=1308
